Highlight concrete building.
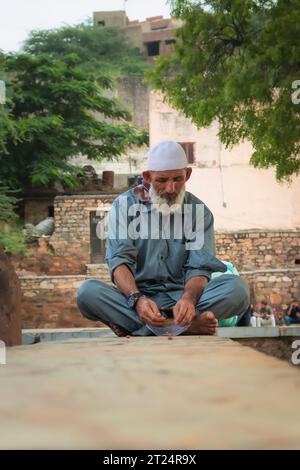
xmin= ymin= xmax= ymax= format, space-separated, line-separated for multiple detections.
xmin=149 ymin=91 xmax=300 ymax=231
xmin=93 ymin=10 xmax=181 ymax=60
xmin=73 ymin=75 xmax=300 ymax=231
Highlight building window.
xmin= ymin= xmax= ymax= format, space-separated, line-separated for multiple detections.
xmin=97 ymin=20 xmax=105 ymax=26
xmin=90 ymin=211 xmax=107 ymax=263
xmin=178 ymin=142 xmax=195 ymax=164
xmin=151 ymin=25 xmax=167 ymax=30
xmin=165 ymin=38 xmax=176 ymax=45
xmin=146 ymin=41 xmax=160 ymax=57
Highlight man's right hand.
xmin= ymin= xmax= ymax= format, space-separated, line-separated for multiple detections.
xmin=135 ymin=297 xmax=166 ymax=326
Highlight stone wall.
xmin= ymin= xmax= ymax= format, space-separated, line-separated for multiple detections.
xmin=50 ymin=195 xmax=116 ymax=264
xmin=12 ymin=239 xmax=86 ymax=276
xmin=19 ymin=267 xmax=300 ymax=329
xmin=242 ymin=270 xmax=300 ymax=307
xmin=215 ymin=230 xmax=300 ymax=271
xmin=16 ymin=208 xmax=300 ymax=329
xmin=20 ymin=273 xmax=110 ymax=329
xmin=51 ymin=194 xmax=300 ymax=272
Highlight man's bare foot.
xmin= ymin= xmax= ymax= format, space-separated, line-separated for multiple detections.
xmin=108 ymin=322 xmax=131 ymax=337
xmin=184 ymin=311 xmax=218 ymax=335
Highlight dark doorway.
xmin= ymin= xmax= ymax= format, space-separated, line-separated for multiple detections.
xmin=90 ymin=211 xmax=107 ymax=263
xmin=48 ymin=205 xmax=54 ymax=217
xmin=146 ymin=41 xmax=160 ymax=56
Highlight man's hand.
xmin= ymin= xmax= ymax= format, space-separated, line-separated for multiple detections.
xmin=135 ymin=297 xmax=166 ymax=326
xmin=173 ymin=297 xmax=196 ymax=326
xmin=174 ymin=275 xmax=207 ymax=326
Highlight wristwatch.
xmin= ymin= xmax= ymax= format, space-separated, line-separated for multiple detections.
xmin=126 ymin=291 xmax=144 ymax=309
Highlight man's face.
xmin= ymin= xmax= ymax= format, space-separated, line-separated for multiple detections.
xmin=143 ymin=168 xmax=192 ymax=205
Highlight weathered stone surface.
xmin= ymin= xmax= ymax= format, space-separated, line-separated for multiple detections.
xmin=217 ymin=326 xmax=280 ymax=338
xmin=0 ymin=246 xmax=22 ymax=346
xmin=21 ymin=326 xmax=300 ymax=345
xmin=1 ymin=336 xmax=300 ymax=449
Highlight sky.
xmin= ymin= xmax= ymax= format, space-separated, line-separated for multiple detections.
xmin=0 ymin=0 xmax=171 ymax=52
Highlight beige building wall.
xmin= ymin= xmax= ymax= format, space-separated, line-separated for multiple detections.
xmin=122 ymin=24 xmax=143 ymax=50
xmin=149 ymin=91 xmax=300 ymax=230
xmin=93 ymin=11 xmax=127 ymax=28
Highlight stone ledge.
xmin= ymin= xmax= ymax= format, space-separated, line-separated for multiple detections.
xmin=217 ymin=325 xmax=300 ymax=338
xmin=217 ymin=326 xmax=280 ymax=338
xmin=280 ymin=326 xmax=300 ymax=337
xmin=21 ymin=325 xmax=300 ymax=344
xmin=22 ymin=327 xmax=112 ymax=345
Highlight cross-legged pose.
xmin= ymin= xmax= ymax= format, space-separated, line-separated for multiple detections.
xmin=77 ymin=141 xmax=249 ymax=336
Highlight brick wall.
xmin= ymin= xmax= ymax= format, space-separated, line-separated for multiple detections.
xmin=19 ymin=267 xmax=300 ymax=329
xmin=215 ymin=230 xmax=300 ymax=271
xmin=50 ymin=195 xmax=116 ymax=264
xmin=12 ymin=238 xmax=86 ymax=276
xmin=242 ymin=270 xmax=300 ymax=307
xmin=20 ymin=273 xmax=111 ymax=329
xmin=17 ymin=222 xmax=300 ymax=328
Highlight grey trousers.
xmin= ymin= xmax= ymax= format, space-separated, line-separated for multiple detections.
xmin=77 ymin=274 xmax=250 ymax=336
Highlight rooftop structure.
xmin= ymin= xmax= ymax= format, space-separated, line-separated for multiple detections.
xmin=93 ymin=10 xmax=182 ymax=60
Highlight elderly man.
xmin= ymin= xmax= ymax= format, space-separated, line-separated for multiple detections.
xmin=77 ymin=141 xmax=249 ymax=336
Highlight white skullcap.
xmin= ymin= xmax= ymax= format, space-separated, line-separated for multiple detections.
xmin=147 ymin=141 xmax=188 ymax=171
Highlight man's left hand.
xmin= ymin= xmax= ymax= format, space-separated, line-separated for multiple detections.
xmin=173 ymin=298 xmax=196 ymax=326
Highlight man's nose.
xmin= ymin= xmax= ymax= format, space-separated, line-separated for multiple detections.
xmin=166 ymin=181 xmax=175 ymax=193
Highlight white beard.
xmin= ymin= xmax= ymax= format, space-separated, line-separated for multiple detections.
xmin=149 ymin=185 xmax=186 ymax=215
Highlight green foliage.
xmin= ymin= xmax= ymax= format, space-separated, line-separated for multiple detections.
xmin=23 ymin=22 xmax=151 ymax=77
xmin=148 ymin=0 xmax=300 ymax=180
xmin=0 ymin=187 xmax=26 ymax=254
xmin=0 ymin=224 xmax=27 ymax=255
xmin=0 ymin=52 xmax=148 ymax=193
xmin=0 ymin=187 xmax=19 ymax=223
xmin=0 ymin=22 xmax=150 ymax=253
xmin=0 ymin=56 xmax=17 ymax=154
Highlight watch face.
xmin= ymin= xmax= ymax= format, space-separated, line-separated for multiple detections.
xmin=127 ymin=293 xmax=140 ymax=308
xmin=127 ymin=296 xmax=135 ymax=308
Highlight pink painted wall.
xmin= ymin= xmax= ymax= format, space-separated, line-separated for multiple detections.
xmin=149 ymin=91 xmax=300 ymax=230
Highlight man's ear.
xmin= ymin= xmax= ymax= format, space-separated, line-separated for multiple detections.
xmin=185 ymin=167 xmax=192 ymax=181
xmin=142 ymin=171 xmax=151 ymax=183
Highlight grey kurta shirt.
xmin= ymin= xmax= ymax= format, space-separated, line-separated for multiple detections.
xmin=105 ymin=189 xmax=226 ymax=302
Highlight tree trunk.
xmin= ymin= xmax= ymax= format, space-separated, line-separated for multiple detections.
xmin=0 ymin=245 xmax=22 ymax=346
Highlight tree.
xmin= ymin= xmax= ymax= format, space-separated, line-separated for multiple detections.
xmin=0 ymin=52 xmax=148 ymax=193
xmin=0 ymin=55 xmax=16 ymax=154
xmin=23 ymin=22 xmax=151 ymax=77
xmin=148 ymin=0 xmax=300 ymax=180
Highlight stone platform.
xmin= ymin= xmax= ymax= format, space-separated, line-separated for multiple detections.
xmin=22 ymin=325 xmax=300 ymax=345
xmin=0 ymin=334 xmax=300 ymax=449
